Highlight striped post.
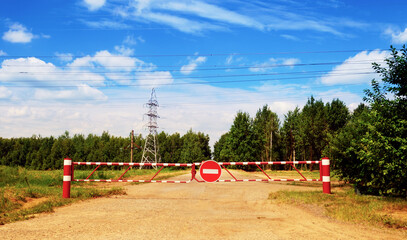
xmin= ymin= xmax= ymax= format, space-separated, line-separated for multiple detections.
xmin=62 ymin=158 xmax=72 ymax=198
xmin=321 ymin=157 xmax=331 ymax=194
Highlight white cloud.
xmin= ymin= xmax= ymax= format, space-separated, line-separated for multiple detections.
xmin=143 ymin=12 xmax=222 ymax=34
xmin=108 ymin=0 xmax=366 ymax=36
xmin=55 ymin=52 xmax=74 ymax=62
xmin=226 ymin=55 xmax=234 ymax=65
xmin=249 ymin=58 xmax=300 ymax=72
xmin=180 ymin=56 xmax=206 ymax=75
xmin=281 ymin=34 xmax=299 ymax=41
xmin=83 ymin=0 xmax=106 ymax=11
xmin=34 ymin=84 xmax=107 ymax=101
xmin=136 ymin=71 xmax=173 ymax=88
xmin=82 ymin=20 xmax=130 ymax=29
xmin=68 ymin=49 xmax=147 ymax=73
xmin=0 ymin=86 xmax=12 ymax=98
xmin=2 ymin=23 xmax=36 ymax=43
xmin=114 ymin=45 xmax=134 ymax=56
xmin=282 ymin=58 xmax=301 ymax=68
xmin=320 ymin=50 xmax=389 ymax=85
xmin=0 ymin=57 xmax=105 ymax=87
xmin=157 ymin=1 xmax=263 ymax=30
xmin=7 ymin=106 xmax=31 ymax=118
xmin=385 ymin=27 xmax=407 ymax=44
xmin=116 ymin=0 xmax=257 ymax=33
xmin=123 ymin=35 xmax=145 ymax=45
xmin=266 ymin=19 xmax=341 ymax=36
xmin=249 ymin=58 xmax=278 ymax=72
xmin=0 ymin=50 xmax=6 ymax=56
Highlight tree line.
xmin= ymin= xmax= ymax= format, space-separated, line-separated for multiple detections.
xmin=0 ymin=129 xmax=210 ymax=170
xmin=213 ymin=97 xmax=351 ymax=165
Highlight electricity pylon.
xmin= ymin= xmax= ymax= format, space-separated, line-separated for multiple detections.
xmin=140 ymin=88 xmax=161 ymax=168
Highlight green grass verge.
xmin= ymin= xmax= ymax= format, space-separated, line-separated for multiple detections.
xmin=0 ymin=165 xmax=185 ymax=225
xmin=269 ymin=187 xmax=407 ymax=229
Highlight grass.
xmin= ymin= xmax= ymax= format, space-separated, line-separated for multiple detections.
xmin=269 ymin=184 xmax=407 ymax=229
xmin=0 ymin=165 xmax=186 ymax=225
xmin=73 ymin=166 xmax=187 ymax=180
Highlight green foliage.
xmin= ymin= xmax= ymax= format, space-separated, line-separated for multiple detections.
xmin=159 ymin=132 xmax=183 ymax=163
xmin=253 ymin=105 xmax=281 ymax=161
xmin=0 ymin=129 xmax=211 ymax=169
xmin=326 ymin=98 xmax=350 ymax=132
xmin=227 ymin=111 xmax=261 ymax=162
xmin=180 ymin=129 xmax=211 ymax=162
xmin=281 ymin=107 xmax=301 ymax=161
xmin=300 ymin=96 xmax=329 ymax=161
xmin=333 ymin=45 xmax=407 ymax=196
xmin=213 ymin=132 xmax=231 ymax=161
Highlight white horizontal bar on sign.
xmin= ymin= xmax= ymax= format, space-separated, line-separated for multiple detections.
xmin=202 ymin=169 xmax=219 ymax=174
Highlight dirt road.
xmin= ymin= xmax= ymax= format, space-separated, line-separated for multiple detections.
xmin=1 ymin=171 xmax=405 ymax=240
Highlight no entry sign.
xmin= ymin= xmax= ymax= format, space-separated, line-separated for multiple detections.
xmin=199 ymin=160 xmax=222 ymax=182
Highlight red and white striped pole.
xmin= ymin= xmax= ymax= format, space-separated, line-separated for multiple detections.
xmin=321 ymin=157 xmax=331 ymax=194
xmin=62 ymin=157 xmax=72 ymax=198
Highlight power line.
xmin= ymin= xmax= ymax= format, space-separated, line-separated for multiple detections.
xmin=1 ymin=68 xmax=375 ymax=84
xmin=0 ymin=71 xmax=376 ymax=88
xmin=0 ymin=90 xmax=365 ymax=108
xmin=1 ymin=60 xmax=385 ymax=72
xmin=0 ymin=49 xmax=388 ymax=59
xmin=0 ymin=81 xmax=367 ymax=104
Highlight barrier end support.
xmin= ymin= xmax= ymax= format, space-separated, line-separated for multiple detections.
xmin=321 ymin=157 xmax=331 ymax=194
xmin=62 ymin=157 xmax=72 ymax=198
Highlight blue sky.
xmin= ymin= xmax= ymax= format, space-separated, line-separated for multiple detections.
xmin=1 ymin=0 xmax=407 ymax=146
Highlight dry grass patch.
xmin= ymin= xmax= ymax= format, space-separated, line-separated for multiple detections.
xmin=269 ymin=185 xmax=407 ymax=229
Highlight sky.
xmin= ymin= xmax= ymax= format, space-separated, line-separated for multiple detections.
xmin=1 ymin=0 xmax=407 ymax=147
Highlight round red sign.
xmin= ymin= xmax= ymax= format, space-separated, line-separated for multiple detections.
xmin=199 ymin=160 xmax=222 ymax=182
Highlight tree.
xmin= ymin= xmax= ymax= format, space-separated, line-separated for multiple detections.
xmin=281 ymin=107 xmax=301 ymax=161
xmin=253 ymin=105 xmax=280 ymax=161
xmin=227 ymin=111 xmax=261 ymax=162
xmin=180 ymin=130 xmax=211 ymax=163
xmin=300 ymin=96 xmax=328 ymax=161
xmin=334 ymin=46 xmax=407 ymax=196
xmin=326 ymin=99 xmax=350 ymax=133
xmin=213 ymin=132 xmax=231 ymax=161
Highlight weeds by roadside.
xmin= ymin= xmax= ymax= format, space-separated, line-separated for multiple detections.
xmin=269 ymin=186 xmax=407 ymax=229
xmin=0 ymin=165 xmax=185 ymax=225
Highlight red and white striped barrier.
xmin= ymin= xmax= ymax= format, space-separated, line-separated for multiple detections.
xmin=62 ymin=158 xmax=331 ymax=198
xmin=321 ymin=157 xmax=331 ymax=194
xmin=62 ymin=158 xmax=72 ymax=198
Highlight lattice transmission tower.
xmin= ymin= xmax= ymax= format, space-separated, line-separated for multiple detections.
xmin=140 ymin=88 xmax=161 ymax=168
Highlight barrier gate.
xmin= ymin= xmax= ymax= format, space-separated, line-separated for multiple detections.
xmin=63 ymin=158 xmax=331 ymax=198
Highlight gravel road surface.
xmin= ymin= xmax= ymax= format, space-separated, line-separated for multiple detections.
xmin=1 ymin=170 xmax=405 ymax=240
